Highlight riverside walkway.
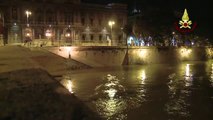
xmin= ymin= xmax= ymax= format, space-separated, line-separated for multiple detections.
xmin=0 ymin=45 xmax=98 ymax=120
xmin=0 ymin=45 xmax=89 ymax=75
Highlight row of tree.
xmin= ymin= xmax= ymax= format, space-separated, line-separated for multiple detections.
xmin=123 ymin=8 xmax=212 ymax=46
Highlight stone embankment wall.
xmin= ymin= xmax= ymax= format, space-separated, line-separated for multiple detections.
xmin=48 ymin=46 xmax=213 ymax=67
xmin=48 ymin=46 xmax=126 ymax=67
xmin=128 ymin=47 xmax=211 ymax=64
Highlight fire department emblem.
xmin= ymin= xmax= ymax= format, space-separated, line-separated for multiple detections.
xmin=179 ymin=9 xmax=192 ymax=29
xmin=174 ymin=8 xmax=197 ymax=33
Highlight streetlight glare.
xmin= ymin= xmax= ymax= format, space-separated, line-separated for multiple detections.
xmin=45 ymin=32 xmax=52 ymax=37
xmin=26 ymin=33 xmax=30 ymax=37
xmin=25 ymin=10 xmax=32 ymax=27
xmin=66 ymin=33 xmax=70 ymax=37
xmin=108 ymin=21 xmax=115 ymax=26
xmin=25 ymin=10 xmax=32 ymax=16
xmin=108 ymin=20 xmax=115 ymax=45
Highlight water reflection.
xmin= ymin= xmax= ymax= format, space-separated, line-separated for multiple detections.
xmin=106 ymin=88 xmax=117 ymax=98
xmin=210 ymin=64 xmax=213 ymax=86
xmin=185 ymin=64 xmax=193 ymax=87
xmin=136 ymin=69 xmax=147 ymax=101
xmin=185 ymin=64 xmax=190 ymax=77
xmin=165 ymin=63 xmax=193 ymax=119
xmin=92 ymin=74 xmax=127 ymax=120
xmin=61 ymin=62 xmax=213 ymax=120
xmin=141 ymin=70 xmax=146 ymax=85
xmin=60 ymin=76 xmax=74 ymax=94
xmin=205 ymin=61 xmax=213 ymax=87
xmin=89 ymin=72 xmax=148 ymax=120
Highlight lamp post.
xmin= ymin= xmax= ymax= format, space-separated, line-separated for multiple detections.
xmin=0 ymin=13 xmax=4 ymax=45
xmin=172 ymin=32 xmax=176 ymax=46
xmin=0 ymin=13 xmax=4 ymax=27
xmin=25 ymin=10 xmax=31 ymax=27
xmin=45 ymin=28 xmax=52 ymax=45
xmin=108 ymin=20 xmax=115 ymax=45
xmin=24 ymin=29 xmax=32 ymax=45
xmin=65 ymin=26 xmax=71 ymax=45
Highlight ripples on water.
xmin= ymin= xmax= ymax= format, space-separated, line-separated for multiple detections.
xmin=90 ymin=74 xmax=146 ymax=120
xmin=61 ymin=62 xmax=213 ymax=120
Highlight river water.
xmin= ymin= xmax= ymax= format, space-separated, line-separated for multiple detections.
xmin=61 ymin=61 xmax=213 ymax=120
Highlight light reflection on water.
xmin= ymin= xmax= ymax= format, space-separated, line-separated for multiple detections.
xmin=92 ymin=74 xmax=127 ymax=120
xmin=211 ymin=64 xmax=213 ymax=86
xmin=140 ymin=70 xmax=146 ymax=85
xmin=61 ymin=76 xmax=74 ymax=94
xmin=185 ymin=64 xmax=193 ymax=87
xmin=61 ymin=62 xmax=213 ymax=120
xmin=166 ymin=63 xmax=192 ymax=119
xmin=94 ymin=74 xmax=145 ymax=120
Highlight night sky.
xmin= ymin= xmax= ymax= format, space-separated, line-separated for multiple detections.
xmin=82 ymin=0 xmax=211 ymax=20
xmin=82 ymin=0 xmax=213 ymax=25
xmin=83 ymin=0 xmax=212 ymax=38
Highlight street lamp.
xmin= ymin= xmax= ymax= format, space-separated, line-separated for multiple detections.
xmin=25 ymin=32 xmax=31 ymax=37
xmin=45 ymin=30 xmax=52 ymax=38
xmin=24 ymin=28 xmax=32 ymax=46
xmin=45 ymin=29 xmax=52 ymax=45
xmin=108 ymin=20 xmax=115 ymax=45
xmin=171 ymin=32 xmax=176 ymax=46
xmin=25 ymin=10 xmax=32 ymax=26
xmin=65 ymin=27 xmax=72 ymax=45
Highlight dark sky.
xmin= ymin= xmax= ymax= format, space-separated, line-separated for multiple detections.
xmin=82 ymin=0 xmax=213 ymax=27
xmin=83 ymin=0 xmax=212 ymax=38
xmin=82 ymin=0 xmax=212 ymax=20
xmin=82 ymin=0 xmax=211 ymax=9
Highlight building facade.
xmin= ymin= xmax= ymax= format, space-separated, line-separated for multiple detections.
xmin=0 ymin=0 xmax=127 ymax=46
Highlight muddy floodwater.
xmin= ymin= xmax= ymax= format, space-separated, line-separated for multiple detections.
xmin=61 ymin=61 xmax=213 ymax=120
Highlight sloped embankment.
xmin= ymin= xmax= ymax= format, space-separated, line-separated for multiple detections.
xmin=0 ymin=68 xmax=100 ymax=120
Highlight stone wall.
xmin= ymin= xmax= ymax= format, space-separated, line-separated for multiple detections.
xmin=128 ymin=47 xmax=209 ymax=64
xmin=48 ymin=46 xmax=126 ymax=67
xmin=48 ymin=46 xmax=213 ymax=67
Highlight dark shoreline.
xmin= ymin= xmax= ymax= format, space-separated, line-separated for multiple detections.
xmin=0 ymin=68 xmax=101 ymax=120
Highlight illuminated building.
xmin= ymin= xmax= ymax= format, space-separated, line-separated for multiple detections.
xmin=0 ymin=0 xmax=127 ymax=46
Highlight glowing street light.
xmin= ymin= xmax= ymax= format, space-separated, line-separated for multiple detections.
xmin=46 ymin=29 xmax=53 ymax=45
xmin=45 ymin=32 xmax=52 ymax=38
xmin=65 ymin=26 xmax=72 ymax=45
xmin=108 ymin=21 xmax=115 ymax=30
xmin=25 ymin=10 xmax=32 ymax=26
xmin=108 ymin=20 xmax=115 ymax=44
xmin=24 ymin=28 xmax=32 ymax=44
xmin=65 ymin=29 xmax=71 ymax=38
xmin=26 ymin=33 xmax=30 ymax=37
xmin=45 ymin=29 xmax=52 ymax=38
xmin=65 ymin=33 xmax=70 ymax=37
